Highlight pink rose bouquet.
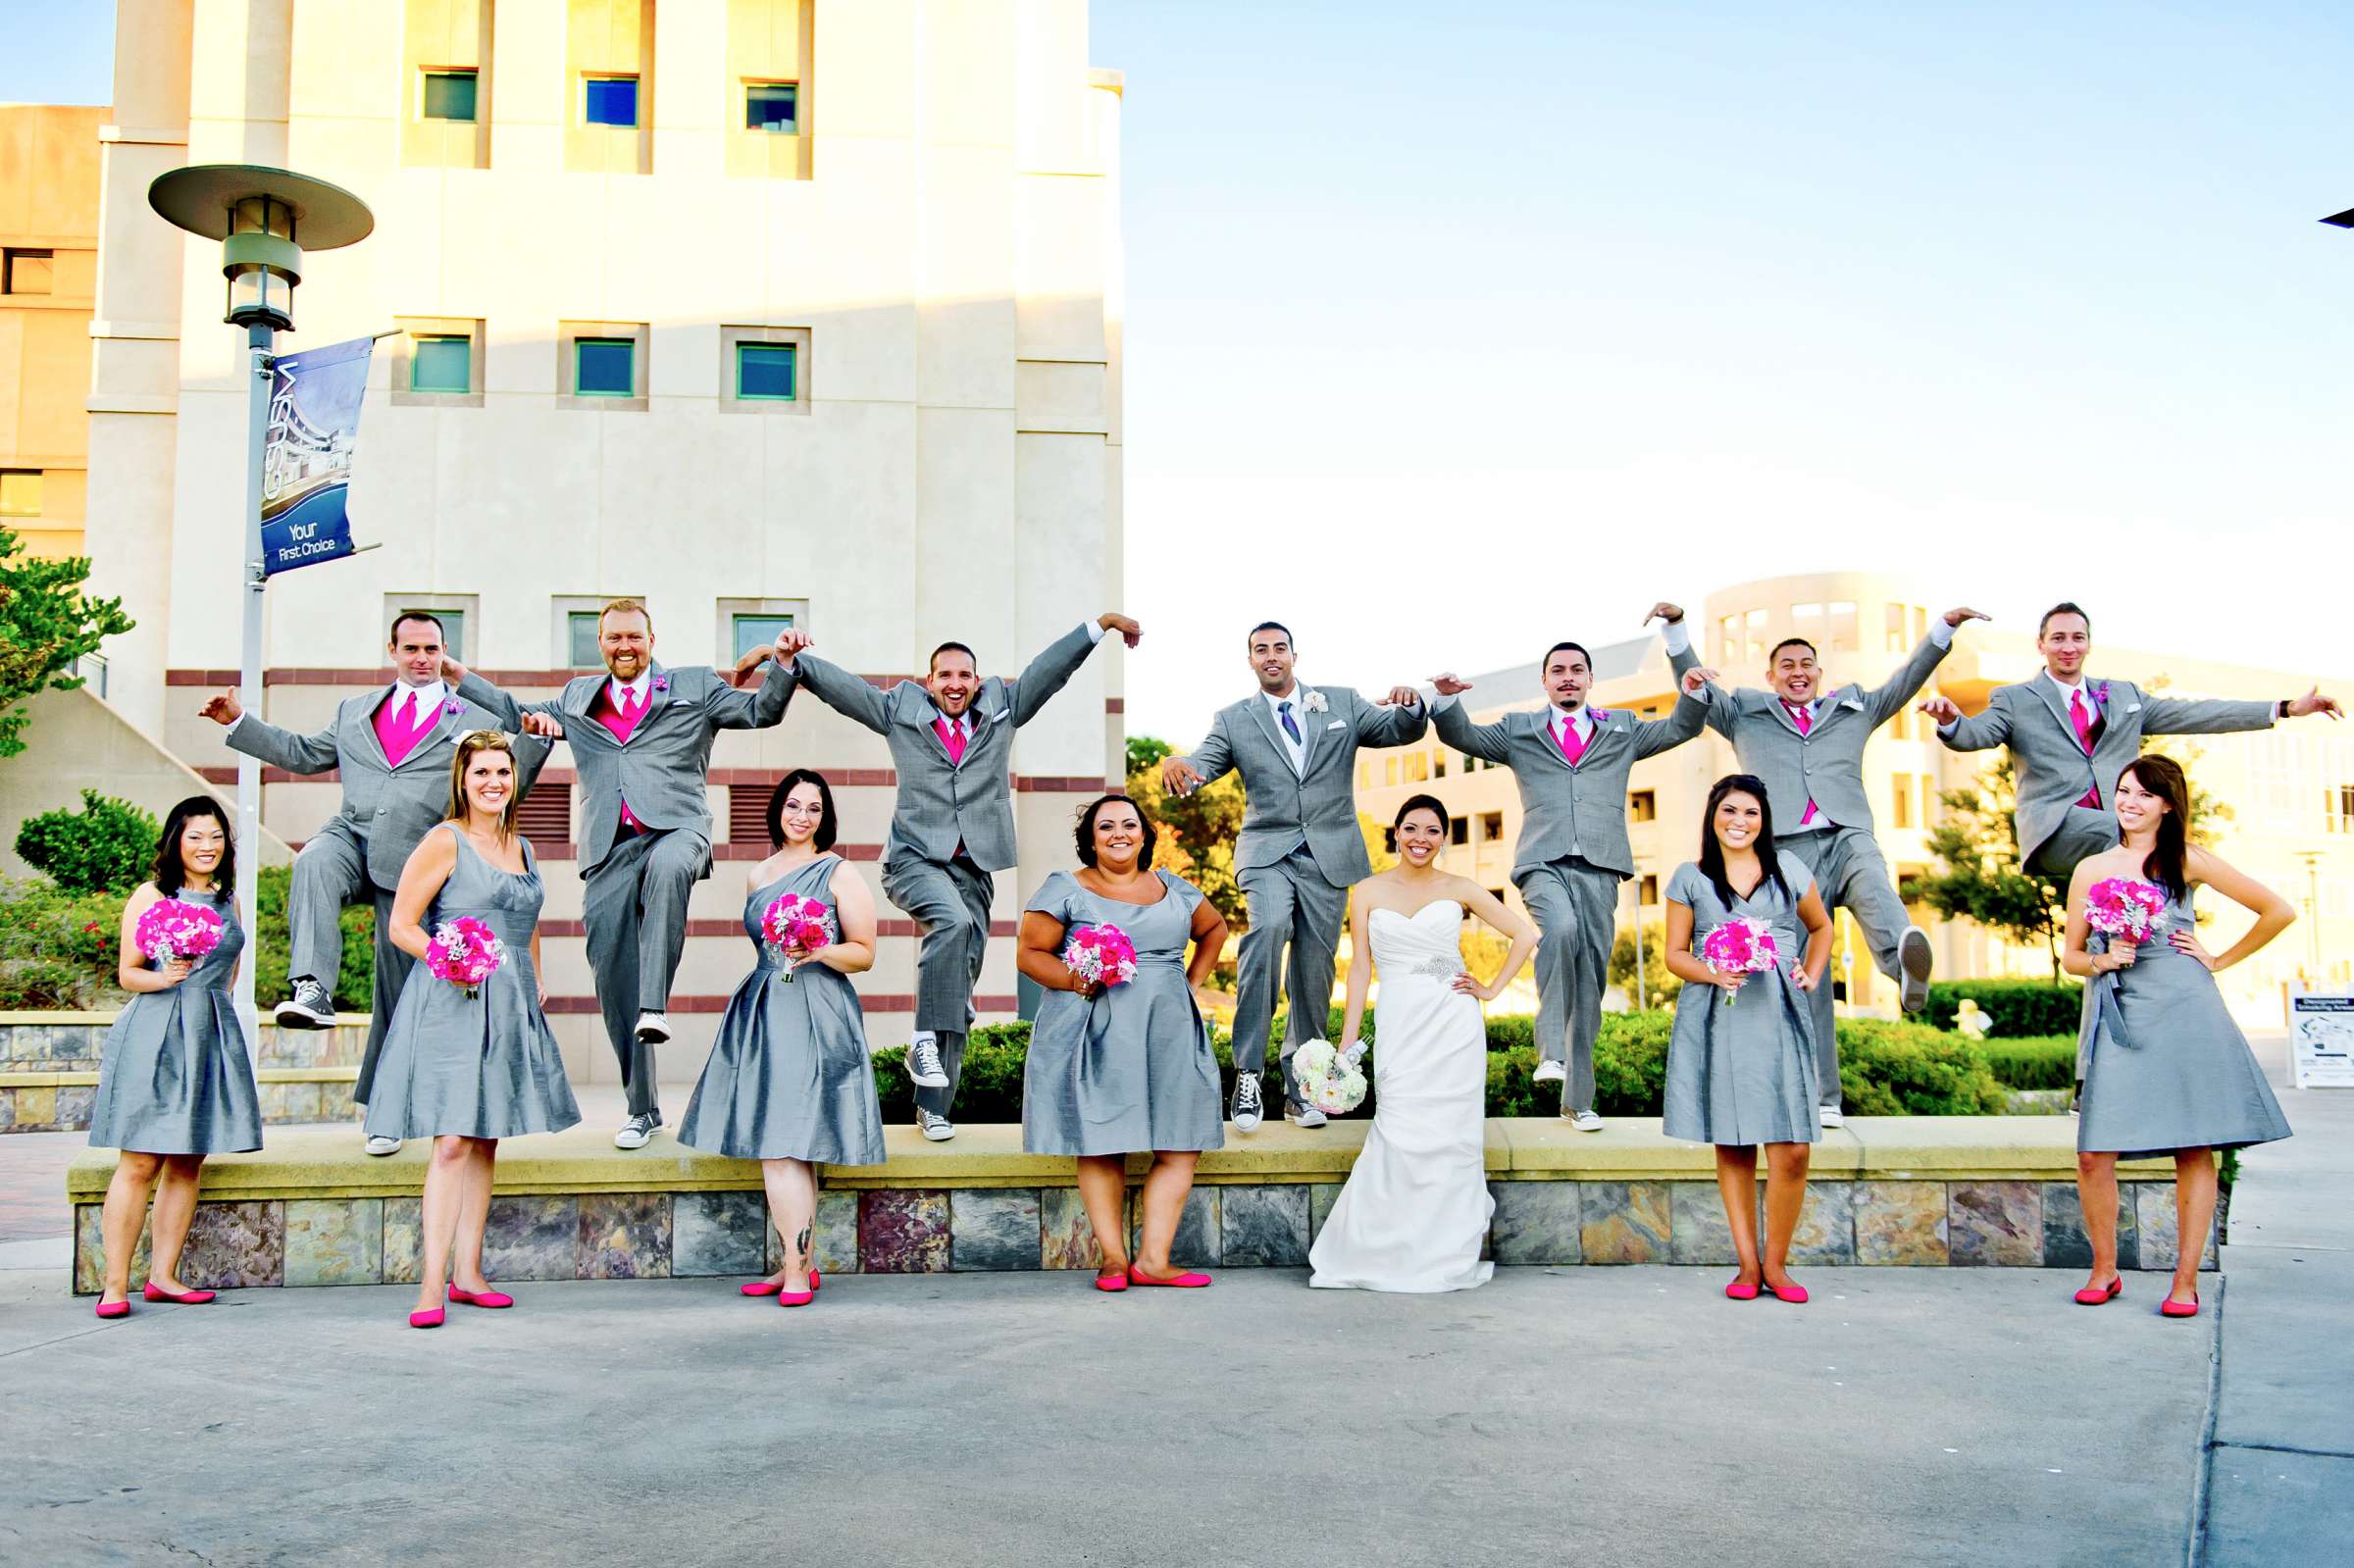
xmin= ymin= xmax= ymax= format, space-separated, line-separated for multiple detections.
xmin=761 ymin=891 xmax=838 ymax=984
xmin=2084 ymin=878 xmax=2169 ymax=944
xmin=135 ymin=898 xmax=226 ymax=967
xmin=1062 ymin=923 xmax=1139 ymax=990
xmin=427 ymin=916 xmax=506 ymax=999
xmin=1700 ymin=917 xmax=1779 ymax=1006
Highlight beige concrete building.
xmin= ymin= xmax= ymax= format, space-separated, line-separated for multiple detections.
xmin=1359 ymin=573 xmax=2354 ymax=1026
xmin=71 ymin=0 xmax=1127 ymax=1080
xmin=0 ymin=103 xmax=105 ymax=561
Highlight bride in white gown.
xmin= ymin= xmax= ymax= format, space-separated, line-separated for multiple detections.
xmin=1309 ymin=795 xmax=1538 ymax=1292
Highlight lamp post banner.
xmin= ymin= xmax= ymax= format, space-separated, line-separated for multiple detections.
xmin=259 ymin=334 xmax=373 ymax=576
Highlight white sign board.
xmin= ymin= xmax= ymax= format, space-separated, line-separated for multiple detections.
xmin=2288 ymin=989 xmax=2354 ymax=1088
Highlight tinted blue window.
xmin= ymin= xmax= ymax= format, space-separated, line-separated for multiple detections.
xmin=423 ymin=71 xmax=478 ymax=122
xmin=575 ymin=338 xmax=635 ymax=396
xmin=746 ymin=83 xmax=797 ymax=132
xmin=585 ymin=76 xmax=639 ymax=127
xmin=736 ymin=343 xmax=795 ymax=401
xmin=411 ymin=336 xmax=470 ymax=393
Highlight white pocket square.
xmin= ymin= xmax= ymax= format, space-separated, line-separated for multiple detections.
xmin=1325 ymin=720 xmax=1345 ymax=730
xmin=989 ymin=709 xmax=1009 ymax=723
xmin=2124 ymin=703 xmax=2142 ymax=714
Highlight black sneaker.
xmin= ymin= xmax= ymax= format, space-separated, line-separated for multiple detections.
xmin=274 ymin=979 xmax=334 ymax=1029
xmin=1231 ymin=1073 xmax=1264 ymax=1133
xmin=614 ymin=1113 xmax=658 ymax=1150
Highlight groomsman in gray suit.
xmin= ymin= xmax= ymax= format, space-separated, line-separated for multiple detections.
xmin=774 ymin=613 xmax=1140 ymax=1142
xmin=1160 ymin=623 xmax=1429 ymax=1131
xmin=452 ymin=599 xmax=798 ymax=1149
xmin=200 ymin=610 xmax=548 ymax=1155
xmin=1921 ymin=601 xmax=2339 ymax=884
xmin=1665 ymin=601 xmax=1988 ymax=1128
xmin=1431 ymin=625 xmax=1714 ymax=1130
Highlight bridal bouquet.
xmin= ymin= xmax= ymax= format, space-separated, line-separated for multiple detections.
xmin=1062 ymin=923 xmax=1139 ymax=989
xmin=427 ymin=917 xmax=506 ymax=1000
xmin=2084 ymin=878 xmax=2169 ymax=944
xmin=1293 ymin=1038 xmax=1368 ymax=1115
xmin=1700 ymin=918 xmax=1779 ymax=1006
xmin=135 ymin=898 xmax=225 ymax=967
xmin=761 ymin=892 xmax=838 ymax=984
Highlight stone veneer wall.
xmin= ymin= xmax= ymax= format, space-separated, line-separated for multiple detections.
xmin=2 ymin=1015 xmax=363 ymax=1132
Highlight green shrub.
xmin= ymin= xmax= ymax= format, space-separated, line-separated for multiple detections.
xmin=1924 ymin=980 xmax=2083 ymax=1038
xmin=14 ymin=790 xmax=158 ymax=895
xmin=252 ymin=865 xmax=376 ymax=1011
xmin=1835 ymin=1019 xmax=2010 ymax=1115
xmin=0 ymin=876 xmax=126 ymax=1008
xmin=1979 ymin=1036 xmax=2078 ymax=1090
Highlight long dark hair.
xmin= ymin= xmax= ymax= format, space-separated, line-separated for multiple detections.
xmin=766 ymin=769 xmax=839 ymax=851
xmin=1697 ymin=774 xmax=1787 ymax=909
xmin=2116 ymin=754 xmax=2190 ymax=900
xmin=153 ymin=795 xmax=236 ymax=900
xmin=1074 ymin=793 xmax=1157 ymax=869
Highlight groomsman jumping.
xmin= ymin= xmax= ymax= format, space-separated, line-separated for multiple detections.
xmin=1920 ymin=602 xmax=2340 ymax=885
xmin=774 ymin=613 xmax=1140 ymax=1142
xmin=1432 ymin=618 xmax=1714 ymax=1130
xmin=1160 ymin=623 xmax=1428 ymax=1131
xmin=1667 ymin=602 xmax=1988 ymax=1128
xmin=200 ymin=611 xmax=548 ymax=1155
xmin=452 ymin=599 xmax=797 ymax=1149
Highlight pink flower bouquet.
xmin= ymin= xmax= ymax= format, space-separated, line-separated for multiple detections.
xmin=761 ymin=891 xmax=838 ymax=984
xmin=1700 ymin=917 xmax=1779 ymax=1006
xmin=427 ymin=916 xmax=506 ymax=999
xmin=135 ymin=898 xmax=226 ymax=967
xmin=1062 ymin=923 xmax=1139 ymax=990
xmin=2084 ymin=878 xmax=2169 ymax=944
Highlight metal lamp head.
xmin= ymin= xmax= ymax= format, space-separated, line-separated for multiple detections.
xmin=147 ymin=165 xmax=374 ymax=336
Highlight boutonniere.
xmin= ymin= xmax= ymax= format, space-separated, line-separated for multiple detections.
xmin=650 ymin=674 xmax=671 ymax=695
xmin=2092 ymin=681 xmax=2111 ymax=708
xmin=1587 ymin=706 xmax=1612 ymax=725
xmin=441 ymin=698 xmax=464 ymax=721
xmin=1303 ymin=690 xmax=1329 ymax=714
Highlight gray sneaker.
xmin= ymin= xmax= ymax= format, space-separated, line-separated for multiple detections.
xmin=363 ymin=1135 xmax=401 ymax=1156
xmin=1284 ymin=1100 xmax=1327 ymax=1130
xmin=275 ymin=979 xmax=334 ymax=1030
xmin=1898 ymin=927 xmax=1933 ymax=1015
xmin=1231 ymin=1074 xmax=1264 ymax=1133
xmin=907 ymin=1036 xmax=950 ymax=1089
xmin=917 ymin=1109 xmax=956 ymax=1142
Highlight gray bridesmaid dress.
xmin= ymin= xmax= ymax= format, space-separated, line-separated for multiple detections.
xmin=1021 ymin=870 xmax=1224 ymax=1157
xmin=2076 ymin=884 xmax=2291 ymax=1160
xmin=362 ymin=827 xmax=580 ymax=1140
xmin=678 ymin=855 xmax=885 ymax=1164
xmin=1661 ymin=858 xmax=1821 ymax=1146
xmin=87 ymin=885 xmax=262 ymax=1155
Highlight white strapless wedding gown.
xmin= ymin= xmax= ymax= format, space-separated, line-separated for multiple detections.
xmin=1307 ymin=900 xmax=1495 ymax=1292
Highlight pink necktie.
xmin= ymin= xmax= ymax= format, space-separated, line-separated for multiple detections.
xmin=1786 ymin=702 xmax=1819 ymax=825
xmin=937 ymin=717 xmax=967 ymax=765
xmin=2071 ymin=691 xmax=2101 ymax=808
xmin=618 ymin=685 xmax=646 ymax=835
xmin=1556 ymin=714 xmax=1585 ymax=765
xmin=623 ymin=686 xmax=643 ymax=723
xmin=381 ymin=690 xmax=422 ymax=768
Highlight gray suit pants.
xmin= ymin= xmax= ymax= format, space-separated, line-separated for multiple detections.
xmin=583 ymin=828 xmax=705 ymax=1117
xmin=2027 ymin=806 xmax=2121 ymax=885
xmin=1518 ymin=856 xmax=1618 ymax=1116
xmin=1232 ymin=844 xmax=1348 ymax=1100
xmin=1778 ymin=827 xmax=1911 ymax=1111
xmin=882 ymin=853 xmax=994 ymax=1117
xmin=286 ymin=822 xmax=415 ymax=1107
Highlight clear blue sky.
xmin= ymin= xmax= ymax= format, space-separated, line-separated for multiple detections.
xmin=9 ymin=4 xmax=2349 ymax=738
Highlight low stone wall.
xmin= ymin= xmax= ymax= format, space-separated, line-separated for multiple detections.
xmin=67 ymin=1119 xmax=2218 ymax=1293
xmin=1 ymin=1011 xmax=366 ymax=1133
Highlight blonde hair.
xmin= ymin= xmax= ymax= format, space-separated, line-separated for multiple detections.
xmin=598 ymin=597 xmax=653 ymax=634
xmin=444 ymin=730 xmax=524 ymax=841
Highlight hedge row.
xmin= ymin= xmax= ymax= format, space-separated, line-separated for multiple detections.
xmin=1922 ymin=981 xmax=2084 ymax=1038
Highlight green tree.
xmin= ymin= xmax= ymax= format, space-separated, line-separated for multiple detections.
xmin=0 ymin=527 xmax=134 ymax=759
xmin=1125 ymin=734 xmax=1173 ymax=775
xmin=14 ymin=790 xmax=159 ymax=894
xmin=1124 ymin=734 xmax=1247 ymax=928
xmin=1908 ymin=755 xmax=2066 ymax=980
xmin=1610 ymin=920 xmax=1682 ymax=1006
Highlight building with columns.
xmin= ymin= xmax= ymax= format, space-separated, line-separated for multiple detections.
xmin=0 ymin=103 xmax=105 ymax=562
xmin=74 ymin=0 xmax=1127 ymax=1080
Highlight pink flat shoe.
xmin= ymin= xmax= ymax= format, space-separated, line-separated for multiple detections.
xmin=1764 ymin=1280 xmax=1809 ymax=1304
xmin=2073 ymin=1277 xmax=2124 ymax=1306
xmin=143 ymin=1283 xmax=217 ymax=1305
xmin=1127 ymin=1264 xmax=1212 ymax=1289
xmin=409 ymin=1307 xmax=445 ymax=1330
xmin=1724 ymin=1279 xmax=1761 ymax=1300
xmin=94 ymin=1300 xmax=130 ymax=1320
xmin=776 ymin=1286 xmax=816 ymax=1307
xmin=2160 ymin=1292 xmax=2200 ymax=1319
xmin=740 ymin=1279 xmax=785 ymax=1297
xmin=447 ymin=1285 xmax=514 ymax=1309
xmin=1094 ymin=1269 xmax=1131 ymax=1293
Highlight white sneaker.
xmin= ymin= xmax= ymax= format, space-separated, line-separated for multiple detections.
xmin=917 ymin=1109 xmax=956 ymax=1142
xmin=363 ymin=1135 xmax=401 ymax=1157
xmin=1818 ymin=1106 xmax=1844 ymax=1129
xmin=1565 ymin=1109 xmax=1605 ymax=1133
xmin=634 ymin=1012 xmax=671 ymax=1044
xmin=1534 ymin=1060 xmax=1567 ymax=1085
xmin=1285 ymin=1102 xmax=1328 ymax=1129
xmin=614 ymin=1112 xmax=657 ymax=1150
xmin=907 ymin=1035 xmax=950 ymax=1089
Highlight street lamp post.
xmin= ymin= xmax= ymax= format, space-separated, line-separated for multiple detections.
xmin=146 ymin=167 xmax=373 ymax=1042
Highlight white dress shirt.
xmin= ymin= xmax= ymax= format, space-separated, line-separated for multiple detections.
xmin=1261 ymin=685 xmax=1312 ymax=776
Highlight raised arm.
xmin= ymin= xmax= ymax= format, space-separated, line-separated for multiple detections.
xmin=444 ymin=659 xmax=557 ymax=732
xmin=1429 ymin=676 xmax=1510 ymax=763
xmin=1162 ymin=712 xmax=1236 ymax=796
xmin=1923 ymin=688 xmax=2010 ymax=752
xmin=1351 ymin=686 xmax=1429 ymax=748
xmin=782 ymin=646 xmax=894 ymax=735
xmin=700 ymin=654 xmax=797 ymax=731
xmin=1008 ymin=618 xmax=1122 ymax=729
xmin=2140 ymin=693 xmax=2281 ymax=737
xmin=1631 ymin=669 xmax=1715 ymax=758
xmin=509 ymin=730 xmax=556 ymax=799
xmin=1863 ymin=608 xmax=1983 ymax=727
xmin=204 ymin=687 xmax=340 ymax=774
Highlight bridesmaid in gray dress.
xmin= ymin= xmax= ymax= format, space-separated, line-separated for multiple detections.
xmin=366 ymin=732 xmax=579 ymax=1328
xmin=1017 ymin=794 xmax=1229 ymax=1291
xmin=1661 ymin=775 xmax=1833 ymax=1304
xmin=87 ymin=797 xmax=263 ymax=1319
xmin=680 ymin=769 xmax=883 ymax=1306
xmin=2065 ymin=755 xmax=2293 ymax=1318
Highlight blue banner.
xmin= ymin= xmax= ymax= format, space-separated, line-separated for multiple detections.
xmin=260 ymin=334 xmax=373 ymax=577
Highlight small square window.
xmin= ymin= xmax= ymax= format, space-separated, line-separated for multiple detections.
xmin=735 ymin=343 xmax=796 ymax=401
xmin=2 ymin=249 xmax=53 ymax=296
xmin=0 ymin=470 xmax=41 ymax=517
xmin=1450 ymin=818 xmax=1469 ymax=846
xmin=423 ymin=69 xmax=479 ymax=123
xmin=575 ymin=338 xmax=635 ymax=397
xmin=731 ymin=613 xmax=795 ymax=659
xmin=1628 ymin=789 xmax=1657 ymax=823
xmin=745 ymin=82 xmax=798 ymax=132
xmin=1639 ymin=874 xmax=1661 ymax=906
xmin=585 ymin=76 xmax=640 ymax=127
xmin=1479 ymin=811 xmax=1504 ymax=842
xmin=411 ymin=335 xmax=471 ymax=394
xmin=568 ymin=612 xmax=606 ymax=668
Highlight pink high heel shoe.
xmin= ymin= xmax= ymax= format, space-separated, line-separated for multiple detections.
xmin=447 ymin=1284 xmax=514 ymax=1309
xmin=1127 ymin=1263 xmax=1212 ymax=1289
xmin=143 ymin=1283 xmax=217 ymax=1305
xmin=1724 ymin=1278 xmax=1761 ymax=1300
xmin=2073 ymin=1277 xmax=2124 ymax=1306
xmin=94 ymin=1299 xmax=130 ymax=1320
xmin=409 ymin=1307 xmax=445 ymax=1329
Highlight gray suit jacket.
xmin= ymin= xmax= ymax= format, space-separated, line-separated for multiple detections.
xmin=1177 ymin=687 xmax=1427 ymax=886
xmin=792 ymin=623 xmax=1102 ymax=873
xmin=1936 ymin=673 xmax=2274 ymax=868
xmin=225 ymin=684 xmax=551 ymax=888
xmin=1675 ymin=632 xmax=1950 ymax=836
xmin=1435 ymin=690 xmax=1711 ymax=880
xmin=458 ymin=661 xmax=795 ymax=874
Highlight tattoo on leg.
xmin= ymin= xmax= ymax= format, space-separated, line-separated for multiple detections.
xmin=794 ymin=1224 xmax=812 ymax=1262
